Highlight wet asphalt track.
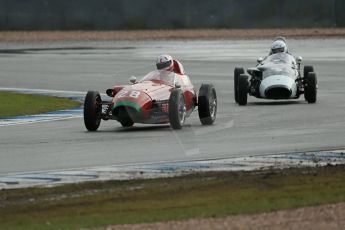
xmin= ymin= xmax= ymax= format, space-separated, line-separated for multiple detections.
xmin=0 ymin=39 xmax=345 ymax=175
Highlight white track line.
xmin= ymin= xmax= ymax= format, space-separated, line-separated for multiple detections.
xmin=0 ymin=87 xmax=88 ymax=126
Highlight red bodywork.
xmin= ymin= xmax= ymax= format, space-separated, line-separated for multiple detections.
xmin=109 ymin=63 xmax=196 ymax=124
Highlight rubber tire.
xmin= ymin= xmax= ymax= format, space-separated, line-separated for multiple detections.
xmin=304 ymin=72 xmax=317 ymax=103
xmin=304 ymin=65 xmax=314 ymax=79
xmin=169 ymin=89 xmax=185 ymax=130
xmin=234 ymin=68 xmax=244 ymax=103
xmin=84 ymin=91 xmax=102 ymax=131
xmin=198 ymin=83 xmax=217 ymax=125
xmin=237 ymin=74 xmax=249 ymax=106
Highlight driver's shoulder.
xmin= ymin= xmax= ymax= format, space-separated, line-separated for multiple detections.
xmin=173 ymin=60 xmax=185 ymax=75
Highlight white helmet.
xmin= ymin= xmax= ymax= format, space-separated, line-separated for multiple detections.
xmin=156 ymin=54 xmax=173 ymax=71
xmin=271 ymin=40 xmax=287 ymax=54
xmin=273 ymin=36 xmax=287 ymax=44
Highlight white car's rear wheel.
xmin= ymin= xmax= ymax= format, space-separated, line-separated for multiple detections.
xmin=304 ymin=72 xmax=317 ymax=103
xmin=304 ymin=65 xmax=314 ymax=79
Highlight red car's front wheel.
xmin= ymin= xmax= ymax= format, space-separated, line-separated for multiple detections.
xmin=198 ymin=83 xmax=217 ymax=125
xmin=84 ymin=91 xmax=102 ymax=131
xmin=169 ymin=89 xmax=186 ymax=130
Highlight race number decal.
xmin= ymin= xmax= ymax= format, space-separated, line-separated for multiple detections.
xmin=129 ymin=91 xmax=140 ymax=98
xmin=117 ymin=90 xmax=129 ymax=98
xmin=117 ymin=90 xmax=140 ymax=98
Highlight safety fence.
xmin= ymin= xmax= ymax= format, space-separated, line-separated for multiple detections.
xmin=0 ymin=0 xmax=344 ymax=30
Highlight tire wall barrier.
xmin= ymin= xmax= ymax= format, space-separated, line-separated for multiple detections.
xmin=0 ymin=0 xmax=344 ymax=30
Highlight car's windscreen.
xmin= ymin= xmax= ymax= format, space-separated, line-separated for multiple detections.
xmin=140 ymin=70 xmax=176 ymax=85
xmin=262 ymin=65 xmax=295 ymax=79
xmin=263 ymin=53 xmax=295 ymax=64
xmin=261 ymin=53 xmax=297 ymax=79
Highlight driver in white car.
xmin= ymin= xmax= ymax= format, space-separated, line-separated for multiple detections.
xmin=260 ymin=37 xmax=299 ymax=70
xmin=268 ymin=36 xmax=293 ymax=55
xmin=260 ymin=37 xmax=295 ymax=64
xmin=270 ymin=40 xmax=288 ymax=54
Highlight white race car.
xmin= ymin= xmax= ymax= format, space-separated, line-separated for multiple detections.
xmin=234 ymin=53 xmax=317 ymax=105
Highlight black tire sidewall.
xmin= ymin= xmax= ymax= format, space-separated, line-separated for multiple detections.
xmin=234 ymin=68 xmax=244 ymax=103
xmin=237 ymin=74 xmax=248 ymax=106
xmin=169 ymin=89 xmax=185 ymax=129
xmin=304 ymin=65 xmax=314 ymax=79
xmin=198 ymin=83 xmax=217 ymax=125
xmin=304 ymin=72 xmax=317 ymax=103
xmin=83 ymin=91 xmax=101 ymax=131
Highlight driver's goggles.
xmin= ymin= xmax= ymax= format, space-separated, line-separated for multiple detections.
xmin=156 ymin=60 xmax=172 ymax=70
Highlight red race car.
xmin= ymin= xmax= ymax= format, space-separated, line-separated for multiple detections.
xmin=83 ymin=59 xmax=217 ymax=131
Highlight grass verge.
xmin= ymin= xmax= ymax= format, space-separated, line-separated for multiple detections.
xmin=0 ymin=165 xmax=344 ymax=230
xmin=0 ymin=92 xmax=80 ymax=117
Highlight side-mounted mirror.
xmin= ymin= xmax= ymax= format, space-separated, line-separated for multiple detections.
xmin=257 ymin=57 xmax=263 ymax=64
xmin=296 ymin=56 xmax=302 ymax=63
xmin=106 ymin=88 xmax=114 ymax=97
xmin=129 ymin=76 xmax=137 ymax=84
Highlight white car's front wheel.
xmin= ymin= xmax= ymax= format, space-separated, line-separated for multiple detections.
xmin=237 ymin=74 xmax=249 ymax=106
xmin=234 ymin=67 xmax=245 ymax=104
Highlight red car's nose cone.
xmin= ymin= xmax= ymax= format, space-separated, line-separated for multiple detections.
xmin=112 ymin=81 xmax=174 ymax=123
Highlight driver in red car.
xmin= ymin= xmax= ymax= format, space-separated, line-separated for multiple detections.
xmin=155 ymin=54 xmax=185 ymax=75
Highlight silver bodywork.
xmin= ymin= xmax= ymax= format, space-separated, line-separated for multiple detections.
xmin=255 ymin=53 xmax=300 ymax=99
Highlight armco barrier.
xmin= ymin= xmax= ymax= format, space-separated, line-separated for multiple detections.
xmin=0 ymin=0 xmax=343 ymax=30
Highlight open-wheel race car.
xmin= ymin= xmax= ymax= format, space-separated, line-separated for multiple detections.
xmin=83 ymin=60 xmax=217 ymax=131
xmin=234 ymin=53 xmax=317 ymax=105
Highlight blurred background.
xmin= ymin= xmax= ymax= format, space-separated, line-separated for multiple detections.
xmin=0 ymin=0 xmax=344 ymax=30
